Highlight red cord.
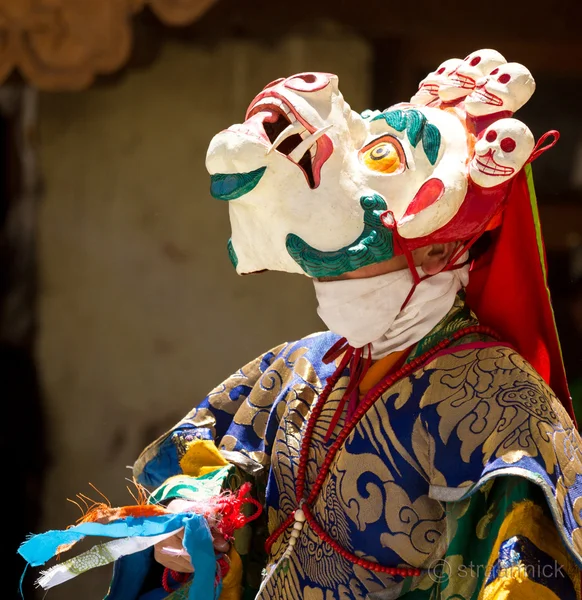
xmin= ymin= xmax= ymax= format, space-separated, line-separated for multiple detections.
xmin=322 ymin=337 xmax=352 ymax=364
xmin=162 ymin=568 xmax=191 ymax=593
xmin=320 ymin=348 xmax=355 ymax=443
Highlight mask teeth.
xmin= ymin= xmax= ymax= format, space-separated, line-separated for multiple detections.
xmin=288 ymin=125 xmax=333 ymax=163
xmin=266 ymin=121 xmax=305 ymax=154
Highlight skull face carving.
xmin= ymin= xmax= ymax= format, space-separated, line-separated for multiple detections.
xmin=465 ymin=62 xmax=535 ymax=117
xmin=410 ymin=58 xmax=462 ymax=105
xmin=469 ymin=118 xmax=534 ymax=188
xmin=438 ymin=49 xmax=506 ymax=102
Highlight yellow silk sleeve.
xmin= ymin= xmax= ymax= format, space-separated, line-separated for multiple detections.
xmin=218 ymin=547 xmax=243 ymax=600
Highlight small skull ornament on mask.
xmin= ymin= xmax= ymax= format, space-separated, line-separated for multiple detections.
xmin=465 ymin=63 xmax=535 ymax=117
xmin=469 ymin=118 xmax=535 ymax=188
xmin=410 ymin=58 xmax=463 ymax=105
xmin=438 ymin=49 xmax=506 ymax=102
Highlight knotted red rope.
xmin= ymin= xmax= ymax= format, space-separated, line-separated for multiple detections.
xmin=321 ymin=339 xmax=372 ymax=443
xmin=215 ymin=482 xmax=263 ymax=540
xmin=162 ymin=569 xmax=191 ymax=593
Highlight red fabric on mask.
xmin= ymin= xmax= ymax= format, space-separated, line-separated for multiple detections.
xmin=465 ymin=165 xmax=574 ymax=420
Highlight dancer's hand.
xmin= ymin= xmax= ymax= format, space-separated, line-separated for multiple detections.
xmin=154 ymin=528 xmax=231 ymax=572
xmin=154 ymin=529 xmax=194 ymax=573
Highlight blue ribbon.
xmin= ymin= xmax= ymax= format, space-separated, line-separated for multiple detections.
xmin=19 ymin=513 xmax=218 ymax=599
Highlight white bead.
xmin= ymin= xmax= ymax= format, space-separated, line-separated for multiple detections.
xmin=288 ymin=537 xmax=297 ymax=546
xmin=293 ymin=522 xmax=304 ymax=531
xmin=294 ymin=509 xmax=306 ymax=522
xmin=290 ymin=529 xmax=300 ymax=538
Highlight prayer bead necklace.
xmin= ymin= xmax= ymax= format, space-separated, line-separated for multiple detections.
xmin=265 ymin=325 xmax=501 ymax=579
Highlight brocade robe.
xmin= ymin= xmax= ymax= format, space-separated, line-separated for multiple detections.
xmin=110 ymin=299 xmax=582 ymax=600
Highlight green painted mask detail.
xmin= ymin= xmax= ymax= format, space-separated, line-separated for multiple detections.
xmin=210 ymin=166 xmax=267 ymax=201
xmin=285 ymin=194 xmax=393 ymax=278
xmin=372 ymin=108 xmax=442 ymax=165
xmin=227 ymin=238 xmax=238 ymax=269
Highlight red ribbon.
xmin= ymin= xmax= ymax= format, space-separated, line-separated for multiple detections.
xmin=322 ymin=340 xmax=372 ymax=443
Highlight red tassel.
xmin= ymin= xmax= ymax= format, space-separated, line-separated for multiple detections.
xmin=215 ymin=482 xmax=263 ymax=540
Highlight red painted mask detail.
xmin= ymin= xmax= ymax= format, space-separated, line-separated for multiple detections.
xmin=401 ymin=178 xmax=445 ymax=219
xmin=284 ymin=72 xmax=333 ymax=92
xmin=500 ymin=137 xmax=517 ymax=152
xmin=486 ymin=130 xmax=498 ymax=142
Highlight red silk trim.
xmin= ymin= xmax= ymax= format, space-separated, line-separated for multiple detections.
xmin=465 ymin=168 xmax=573 ymax=419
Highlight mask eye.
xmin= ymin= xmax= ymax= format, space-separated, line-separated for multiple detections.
xmin=500 ymin=137 xmax=516 ymax=152
xmin=486 ymin=130 xmax=498 ymax=143
xmin=360 ymin=136 xmax=406 ymax=174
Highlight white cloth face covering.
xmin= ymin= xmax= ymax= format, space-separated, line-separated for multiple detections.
xmin=314 ymin=260 xmax=469 ymax=359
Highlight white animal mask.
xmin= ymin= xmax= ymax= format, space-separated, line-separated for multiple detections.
xmin=205 ymin=52 xmax=551 ymax=278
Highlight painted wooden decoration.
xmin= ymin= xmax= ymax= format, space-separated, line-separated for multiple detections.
xmin=0 ymin=0 xmax=216 ymax=90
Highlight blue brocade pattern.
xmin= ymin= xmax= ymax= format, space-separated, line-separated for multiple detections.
xmin=130 ymin=332 xmax=582 ymax=599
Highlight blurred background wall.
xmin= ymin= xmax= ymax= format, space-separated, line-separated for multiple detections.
xmin=37 ymin=32 xmax=370 ymax=594
xmin=2 ymin=0 xmax=581 ymax=598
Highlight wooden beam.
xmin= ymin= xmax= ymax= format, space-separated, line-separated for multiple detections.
xmin=0 ymin=0 xmax=217 ymax=90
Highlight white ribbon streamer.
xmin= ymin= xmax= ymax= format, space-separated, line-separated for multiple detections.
xmin=36 ymin=528 xmax=184 ymax=590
